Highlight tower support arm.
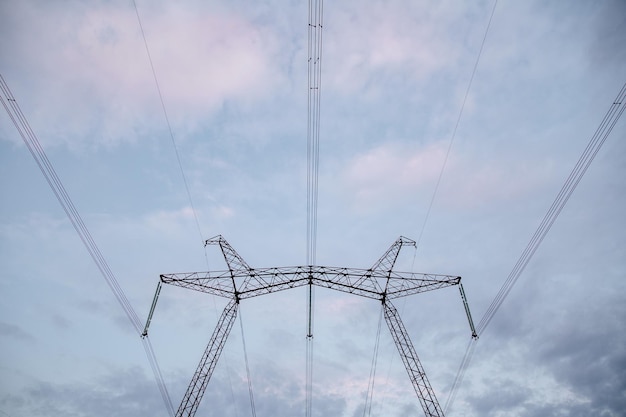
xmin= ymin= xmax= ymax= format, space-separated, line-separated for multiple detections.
xmin=383 ymin=299 xmax=445 ymax=417
xmin=161 ymin=268 xmax=460 ymax=301
xmin=161 ymin=272 xmax=237 ymax=299
xmin=176 ymin=299 xmax=239 ymax=417
xmin=382 ymin=273 xmax=460 ymax=299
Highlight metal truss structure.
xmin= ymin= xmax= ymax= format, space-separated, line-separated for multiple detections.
xmin=143 ymin=235 xmax=477 ymax=417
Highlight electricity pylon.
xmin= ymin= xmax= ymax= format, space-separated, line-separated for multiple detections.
xmin=143 ymin=235 xmax=478 ymax=417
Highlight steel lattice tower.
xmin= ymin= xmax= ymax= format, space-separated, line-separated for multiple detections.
xmin=143 ymin=235 xmax=477 ymax=417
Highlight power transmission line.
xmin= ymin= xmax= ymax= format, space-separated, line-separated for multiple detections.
xmin=363 ymin=304 xmax=384 ymax=417
xmin=0 ymin=73 xmax=175 ymax=416
xmin=400 ymin=0 xmax=499 ymax=411
xmin=477 ymin=81 xmax=626 ymax=335
xmin=129 ymin=3 xmax=251 ymax=416
xmin=415 ymin=0 xmax=499 ymax=252
xmin=442 ymin=336 xmax=476 ymax=413
xmin=306 ymin=1 xmax=324 ymax=416
xmin=444 ymin=80 xmax=626 ymax=413
xmin=238 ymin=307 xmax=257 ymax=417
xmin=307 ymin=0 xmax=324 ymax=267
xmin=131 ymin=0 xmax=206 ymax=248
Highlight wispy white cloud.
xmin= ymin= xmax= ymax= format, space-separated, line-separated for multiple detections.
xmin=323 ymin=0 xmax=474 ymax=93
xmin=338 ymin=141 xmax=446 ymax=210
xmin=338 ymin=140 xmax=554 ymax=212
xmin=0 ymin=0 xmax=285 ymax=148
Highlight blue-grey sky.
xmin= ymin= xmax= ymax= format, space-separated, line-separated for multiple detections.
xmin=1 ymin=1 xmax=625 ymax=416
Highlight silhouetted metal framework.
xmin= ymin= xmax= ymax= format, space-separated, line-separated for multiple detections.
xmin=145 ymin=235 xmax=477 ymax=417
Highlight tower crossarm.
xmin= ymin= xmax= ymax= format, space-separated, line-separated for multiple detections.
xmin=308 ymin=268 xmax=459 ymax=301
xmin=161 ymin=267 xmax=461 ymax=301
xmin=383 ymin=272 xmax=460 ymax=300
xmin=160 ymin=271 xmax=238 ymax=299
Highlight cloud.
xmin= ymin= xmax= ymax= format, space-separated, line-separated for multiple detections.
xmin=337 ymin=140 xmax=554 ymax=212
xmin=0 ymin=0 xmax=285 ymax=149
xmin=528 ymin=283 xmax=626 ymax=416
xmin=136 ymin=3 xmax=284 ymax=120
xmin=586 ymin=0 xmax=626 ymax=71
xmin=323 ymin=0 xmax=470 ymax=93
xmin=459 ymin=257 xmax=626 ymax=417
xmin=339 ymin=141 xmax=446 ymax=209
xmin=0 ymin=367 xmax=168 ymax=417
xmin=440 ymin=151 xmax=555 ymax=209
xmin=144 ymin=206 xmax=197 ymax=236
xmin=0 ymin=322 xmax=36 ymax=343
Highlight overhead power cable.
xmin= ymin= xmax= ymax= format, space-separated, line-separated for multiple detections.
xmin=415 ymin=0 xmax=499 ymax=252
xmin=477 ymin=81 xmax=626 ymax=335
xmin=0 ymin=74 xmax=175 ymax=416
xmin=143 ymin=337 xmax=176 ymax=415
xmin=444 ymin=80 xmax=626 ymax=413
xmin=131 ymin=1 xmax=235 ymax=412
xmin=131 ymin=3 xmax=251 ymax=416
xmin=238 ymin=308 xmax=257 ymax=417
xmin=442 ymin=336 xmax=476 ymax=413
xmin=306 ymin=1 xmax=324 ymax=416
xmin=306 ymin=0 xmax=324 ymax=266
xmin=363 ymin=305 xmax=384 ymax=417
xmin=406 ymin=0 xmax=497 ymax=409
xmin=131 ymin=0 xmax=205 ymax=248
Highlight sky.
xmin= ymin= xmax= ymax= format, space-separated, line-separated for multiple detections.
xmin=0 ymin=0 xmax=625 ymax=416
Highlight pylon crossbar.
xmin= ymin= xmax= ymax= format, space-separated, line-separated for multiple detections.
xmin=161 ymin=267 xmax=460 ymax=301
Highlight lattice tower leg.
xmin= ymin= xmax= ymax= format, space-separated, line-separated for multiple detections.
xmin=176 ymin=299 xmax=239 ymax=417
xmin=383 ymin=300 xmax=445 ymax=417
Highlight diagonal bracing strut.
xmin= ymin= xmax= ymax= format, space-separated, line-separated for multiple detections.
xmin=383 ymin=300 xmax=444 ymax=417
xmin=144 ymin=235 xmax=477 ymax=417
xmin=176 ymin=299 xmax=238 ymax=417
